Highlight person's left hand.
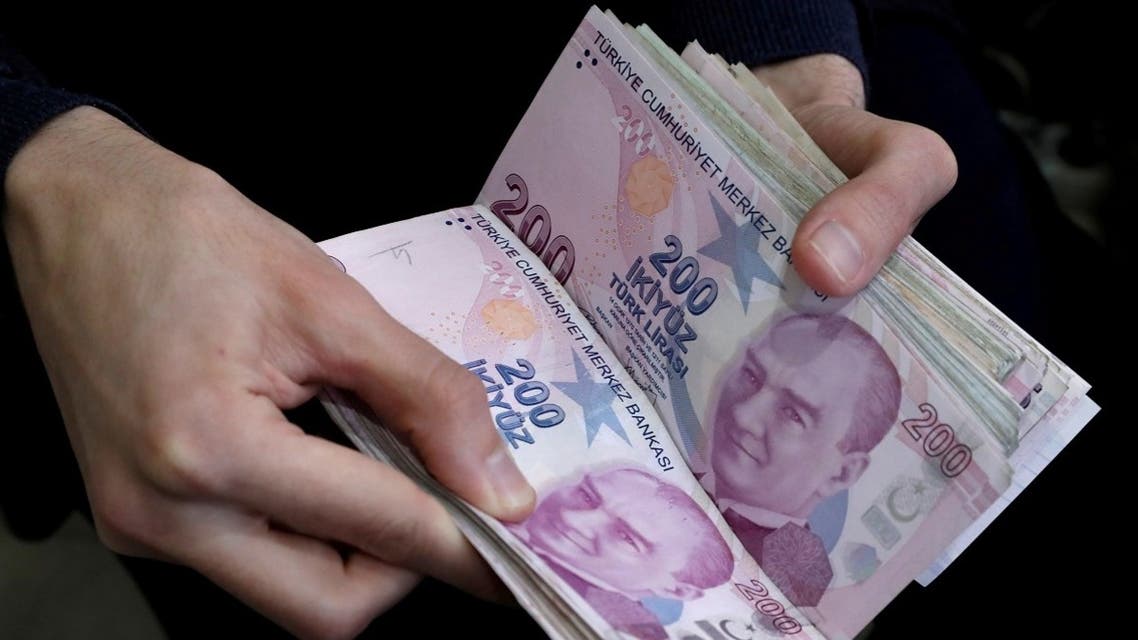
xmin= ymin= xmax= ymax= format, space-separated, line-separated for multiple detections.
xmin=2 ymin=107 xmax=534 ymax=640
xmin=753 ymin=54 xmax=958 ymax=297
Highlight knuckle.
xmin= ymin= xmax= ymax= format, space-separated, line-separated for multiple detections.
xmin=322 ymin=297 xmax=396 ymax=376
xmin=901 ymin=124 xmax=959 ymax=189
xmin=141 ymin=405 xmax=232 ymax=499
xmin=421 ymin=350 xmax=487 ymax=425
xmin=418 ymin=357 xmax=496 ymax=451
xmin=929 ymin=135 xmax=959 ymax=190
xmin=424 ymin=356 xmax=485 ymax=417
xmin=302 ymin=599 xmax=374 ymax=640
xmin=90 ymin=501 xmax=139 ymax=554
xmin=368 ymin=508 xmax=432 ymax=567
xmin=282 ymin=259 xmax=348 ymax=317
xmin=87 ymin=475 xmax=154 ymax=556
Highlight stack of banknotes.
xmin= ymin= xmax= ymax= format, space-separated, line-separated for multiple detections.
xmin=318 ymin=6 xmax=1099 ymax=639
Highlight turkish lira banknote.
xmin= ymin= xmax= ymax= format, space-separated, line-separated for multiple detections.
xmin=316 ymin=5 xmax=1097 ymax=639
xmin=671 ymin=38 xmax=1097 ymax=586
xmin=320 ymin=208 xmax=826 ymax=640
xmin=474 ymin=7 xmax=1028 ymax=637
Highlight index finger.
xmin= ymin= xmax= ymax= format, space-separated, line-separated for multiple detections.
xmin=228 ymin=413 xmax=507 ymax=602
xmin=299 ymin=278 xmax=536 ymax=522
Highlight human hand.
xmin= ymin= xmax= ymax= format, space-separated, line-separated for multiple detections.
xmin=753 ymin=54 xmax=958 ymax=296
xmin=2 ymin=107 xmax=535 ymax=640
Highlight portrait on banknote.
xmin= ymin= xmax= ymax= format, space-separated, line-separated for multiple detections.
xmin=699 ymin=312 xmax=902 ymax=606
xmin=511 ymin=465 xmax=734 ymax=639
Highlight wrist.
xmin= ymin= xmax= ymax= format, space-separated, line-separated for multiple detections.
xmin=4 ymin=106 xmax=205 ymax=253
xmin=2 ymin=107 xmax=213 ymax=299
xmin=5 ymin=106 xmax=154 ymax=221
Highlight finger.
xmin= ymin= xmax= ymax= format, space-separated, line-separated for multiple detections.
xmin=791 ymin=104 xmax=957 ymax=296
xmin=229 ymin=417 xmax=508 ymax=601
xmin=174 ymin=505 xmax=421 ymax=640
xmin=306 ymin=286 xmax=535 ymax=521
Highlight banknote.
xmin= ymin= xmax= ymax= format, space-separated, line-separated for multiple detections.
xmin=671 ymin=40 xmax=1097 ymax=584
xmin=309 ymin=4 xmax=1098 ymax=638
xmin=475 ymin=7 xmax=1020 ymax=637
xmin=681 ymin=42 xmax=1075 ymax=424
xmin=319 ymin=207 xmax=827 ymax=640
xmin=625 ymin=23 xmax=1028 ymax=455
xmin=678 ymin=38 xmax=1091 ymax=437
xmin=676 ymin=41 xmax=842 ymax=191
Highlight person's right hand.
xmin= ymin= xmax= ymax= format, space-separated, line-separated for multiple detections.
xmin=2 ymin=107 xmax=536 ymax=640
xmin=753 ymin=54 xmax=958 ymax=297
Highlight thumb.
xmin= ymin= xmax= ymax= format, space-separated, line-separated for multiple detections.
xmin=313 ymin=282 xmax=536 ymax=522
xmin=791 ymin=104 xmax=957 ymax=296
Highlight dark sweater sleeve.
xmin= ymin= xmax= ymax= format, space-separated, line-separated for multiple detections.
xmin=1 ymin=34 xmax=138 ymax=203
xmin=662 ymin=0 xmax=869 ymax=87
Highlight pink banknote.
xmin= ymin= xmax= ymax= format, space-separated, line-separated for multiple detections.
xmin=675 ymin=40 xmax=1098 ymax=587
xmin=476 ymin=7 xmax=1015 ymax=637
xmin=319 ymin=208 xmax=826 ymax=639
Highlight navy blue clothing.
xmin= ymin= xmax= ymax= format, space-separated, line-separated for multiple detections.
xmin=1 ymin=34 xmax=138 ymax=200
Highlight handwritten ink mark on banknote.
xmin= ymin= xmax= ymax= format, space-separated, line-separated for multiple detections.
xmin=370 ymin=241 xmax=414 ymax=265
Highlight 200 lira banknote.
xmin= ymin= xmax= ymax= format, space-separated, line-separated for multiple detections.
xmin=474 ymin=7 xmax=1021 ymax=637
xmin=316 ymin=5 xmax=1096 ymax=639
xmin=320 ymin=208 xmax=826 ymax=640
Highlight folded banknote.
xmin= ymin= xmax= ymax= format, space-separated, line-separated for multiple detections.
xmin=317 ymin=6 xmax=1098 ymax=639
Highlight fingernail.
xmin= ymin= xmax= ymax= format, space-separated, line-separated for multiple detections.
xmin=809 ymin=220 xmax=864 ymax=284
xmin=486 ymin=446 xmax=535 ymax=517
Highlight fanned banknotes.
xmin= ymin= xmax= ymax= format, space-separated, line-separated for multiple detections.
xmin=317 ymin=6 xmax=1098 ymax=639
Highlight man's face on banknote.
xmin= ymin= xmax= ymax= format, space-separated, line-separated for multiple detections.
xmin=709 ymin=315 xmax=897 ymax=519
xmin=522 ymin=467 xmax=719 ymax=598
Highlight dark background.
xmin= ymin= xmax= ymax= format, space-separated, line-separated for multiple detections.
xmin=2 ymin=2 xmax=1128 ymax=638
